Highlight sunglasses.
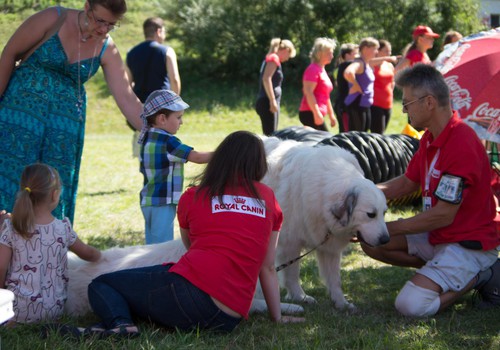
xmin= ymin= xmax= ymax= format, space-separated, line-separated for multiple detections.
xmin=402 ymin=95 xmax=431 ymax=111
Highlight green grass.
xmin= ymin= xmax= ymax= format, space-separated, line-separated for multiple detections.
xmin=3 ymin=3 xmax=500 ymax=349
xmin=4 ymin=87 xmax=500 ymax=349
xmin=3 ymin=251 xmax=500 ymax=349
xmin=75 ymin=79 xmax=411 ymax=245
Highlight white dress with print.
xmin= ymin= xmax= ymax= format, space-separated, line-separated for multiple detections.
xmin=0 ymin=218 xmax=77 ymax=323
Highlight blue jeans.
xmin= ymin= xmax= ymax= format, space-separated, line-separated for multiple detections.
xmin=88 ymin=265 xmax=241 ymax=332
xmin=141 ymin=205 xmax=176 ymax=244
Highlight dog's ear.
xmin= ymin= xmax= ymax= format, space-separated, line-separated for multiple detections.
xmin=331 ymin=191 xmax=358 ymax=226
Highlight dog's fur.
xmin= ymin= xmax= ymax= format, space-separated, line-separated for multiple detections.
xmin=66 ymin=239 xmax=303 ymax=316
xmin=261 ymin=137 xmax=389 ymax=310
xmin=66 ymin=136 xmax=388 ymax=316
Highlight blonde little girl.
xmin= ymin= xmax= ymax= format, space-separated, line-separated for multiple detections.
xmin=0 ymin=163 xmax=101 ymax=324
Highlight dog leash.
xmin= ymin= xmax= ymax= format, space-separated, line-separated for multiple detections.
xmin=275 ymin=232 xmax=332 ymax=272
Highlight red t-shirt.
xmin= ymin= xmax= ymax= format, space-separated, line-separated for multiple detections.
xmin=171 ymin=183 xmax=283 ymax=318
xmin=265 ymin=53 xmax=281 ymax=66
xmin=405 ymin=49 xmax=431 ymax=66
xmin=405 ymin=112 xmax=500 ymax=249
xmin=372 ymin=62 xmax=394 ymax=109
xmin=299 ymin=63 xmax=333 ymax=115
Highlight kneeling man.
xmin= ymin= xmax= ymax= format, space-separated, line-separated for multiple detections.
xmin=361 ymin=64 xmax=500 ymax=317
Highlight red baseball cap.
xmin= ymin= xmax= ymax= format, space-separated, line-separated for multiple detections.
xmin=412 ymin=25 xmax=440 ymax=39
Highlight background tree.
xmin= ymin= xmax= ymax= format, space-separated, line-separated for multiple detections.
xmin=154 ymin=0 xmax=483 ymax=85
xmin=1 ymin=0 xmax=484 ymax=86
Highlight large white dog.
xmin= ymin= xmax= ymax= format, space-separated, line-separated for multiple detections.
xmin=66 ymin=239 xmax=303 ymax=316
xmin=66 ymin=136 xmax=388 ymax=316
xmin=261 ymin=137 xmax=389 ymax=311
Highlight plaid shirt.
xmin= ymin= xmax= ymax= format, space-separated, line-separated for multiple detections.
xmin=140 ymin=128 xmax=193 ymax=206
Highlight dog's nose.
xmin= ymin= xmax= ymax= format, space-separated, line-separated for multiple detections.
xmin=379 ymin=234 xmax=390 ymax=245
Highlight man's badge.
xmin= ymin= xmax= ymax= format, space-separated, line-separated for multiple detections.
xmin=434 ymin=174 xmax=463 ymax=204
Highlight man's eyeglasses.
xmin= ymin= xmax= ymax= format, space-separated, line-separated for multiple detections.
xmin=402 ymin=95 xmax=431 ymax=111
xmin=89 ymin=9 xmax=120 ymax=31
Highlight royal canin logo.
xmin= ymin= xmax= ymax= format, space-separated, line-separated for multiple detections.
xmin=233 ymin=197 xmax=246 ymax=204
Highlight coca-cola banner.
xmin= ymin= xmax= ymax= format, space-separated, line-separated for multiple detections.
xmin=436 ymin=28 xmax=500 ymax=142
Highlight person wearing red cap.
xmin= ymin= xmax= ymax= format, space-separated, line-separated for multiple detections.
xmin=395 ymin=25 xmax=440 ymax=73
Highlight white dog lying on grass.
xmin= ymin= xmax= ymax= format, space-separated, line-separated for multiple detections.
xmin=66 ymin=239 xmax=304 ymax=317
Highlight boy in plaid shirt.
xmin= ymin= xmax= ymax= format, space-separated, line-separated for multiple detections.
xmin=138 ymin=90 xmax=212 ymax=244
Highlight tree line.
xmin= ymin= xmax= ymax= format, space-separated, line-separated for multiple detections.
xmin=2 ymin=0 xmax=484 ymax=86
xmin=159 ymin=0 xmax=483 ymax=85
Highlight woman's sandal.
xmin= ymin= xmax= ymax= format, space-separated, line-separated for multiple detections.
xmin=84 ymin=323 xmax=139 ymax=339
xmin=102 ymin=324 xmax=140 ymax=339
xmin=83 ymin=322 xmax=107 ymax=337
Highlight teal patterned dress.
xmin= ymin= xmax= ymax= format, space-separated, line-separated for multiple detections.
xmin=0 ymin=31 xmax=108 ymax=222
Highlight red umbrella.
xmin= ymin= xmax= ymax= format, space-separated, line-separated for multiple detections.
xmin=435 ymin=28 xmax=500 ymax=142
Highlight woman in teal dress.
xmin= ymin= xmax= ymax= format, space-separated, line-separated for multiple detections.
xmin=0 ymin=0 xmax=143 ymax=223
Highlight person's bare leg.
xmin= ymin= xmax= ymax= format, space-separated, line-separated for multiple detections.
xmin=410 ymin=272 xmax=475 ymax=312
xmin=360 ymin=235 xmax=425 ymax=268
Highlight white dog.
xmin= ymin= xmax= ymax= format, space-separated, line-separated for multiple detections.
xmin=261 ymin=137 xmax=389 ymax=311
xmin=66 ymin=137 xmax=387 ymax=316
xmin=66 ymin=239 xmax=303 ymax=316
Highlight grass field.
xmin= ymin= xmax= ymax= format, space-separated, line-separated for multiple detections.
xmin=2 ymin=2 xmax=500 ymax=349
xmin=3 ymin=87 xmax=499 ymax=349
xmin=75 ymin=84 xmax=411 ymax=246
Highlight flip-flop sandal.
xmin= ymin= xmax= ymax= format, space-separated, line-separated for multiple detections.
xmin=102 ymin=324 xmax=140 ymax=339
xmin=40 ymin=323 xmax=86 ymax=339
xmin=83 ymin=322 xmax=107 ymax=337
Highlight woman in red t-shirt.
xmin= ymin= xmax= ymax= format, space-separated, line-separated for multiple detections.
xmin=395 ymin=25 xmax=440 ymax=73
xmin=371 ymin=40 xmax=396 ymax=134
xmin=395 ymin=26 xmax=439 ymax=128
xmin=86 ymin=131 xmax=304 ymax=337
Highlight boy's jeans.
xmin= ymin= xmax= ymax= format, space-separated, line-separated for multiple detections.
xmin=141 ymin=204 xmax=176 ymax=243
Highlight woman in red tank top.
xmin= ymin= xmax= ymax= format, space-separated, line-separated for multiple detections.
xmin=371 ymin=40 xmax=395 ymax=133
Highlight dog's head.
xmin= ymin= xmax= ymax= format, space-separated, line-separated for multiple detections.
xmin=330 ymin=179 xmax=389 ymax=247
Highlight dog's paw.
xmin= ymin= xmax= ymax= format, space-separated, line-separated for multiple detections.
xmin=280 ymin=302 xmax=304 ymax=314
xmin=335 ymin=301 xmax=358 ymax=314
xmin=302 ymin=295 xmax=317 ymax=304
xmin=249 ymin=299 xmax=305 ymax=314
xmin=285 ymin=293 xmax=317 ymax=304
